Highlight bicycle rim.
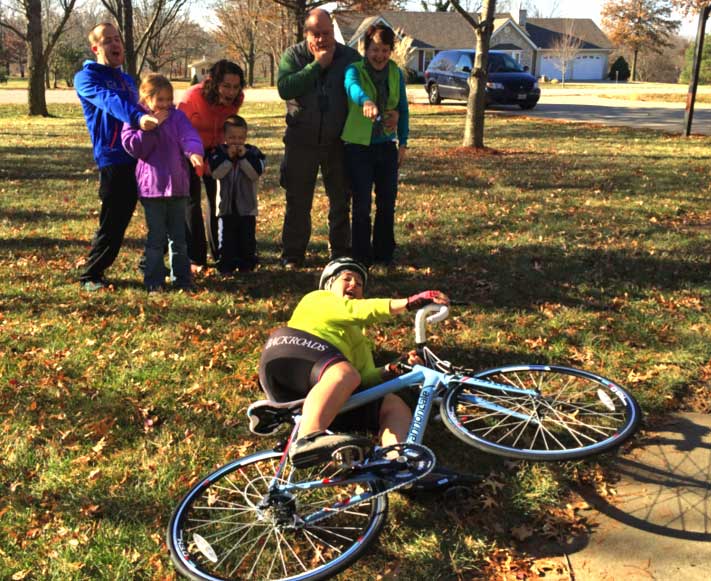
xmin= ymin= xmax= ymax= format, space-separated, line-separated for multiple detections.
xmin=167 ymin=449 xmax=387 ymax=581
xmin=441 ymin=365 xmax=641 ymax=460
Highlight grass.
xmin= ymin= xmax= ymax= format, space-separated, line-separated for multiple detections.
xmin=1 ymin=100 xmax=710 ymax=580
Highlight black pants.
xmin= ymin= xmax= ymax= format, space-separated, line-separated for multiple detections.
xmin=217 ymin=214 xmax=257 ymax=273
xmin=186 ymin=164 xmax=218 ymax=266
xmin=345 ymin=142 xmax=398 ymax=266
xmin=280 ymin=140 xmax=350 ymax=262
xmin=80 ymin=162 xmax=138 ymax=283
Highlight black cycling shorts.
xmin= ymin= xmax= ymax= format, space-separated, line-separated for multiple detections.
xmin=258 ymin=327 xmax=381 ymax=433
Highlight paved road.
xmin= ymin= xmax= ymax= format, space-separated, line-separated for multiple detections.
xmin=494 ymin=93 xmax=711 ymax=136
xmin=2 ymin=86 xmax=710 ymax=136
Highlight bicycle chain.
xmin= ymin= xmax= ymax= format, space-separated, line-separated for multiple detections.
xmin=305 ymin=443 xmax=436 ymax=523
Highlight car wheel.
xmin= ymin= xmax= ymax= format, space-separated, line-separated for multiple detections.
xmin=428 ymin=83 xmax=442 ymax=105
xmin=519 ymin=102 xmax=537 ymax=110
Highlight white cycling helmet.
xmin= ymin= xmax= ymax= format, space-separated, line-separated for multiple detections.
xmin=319 ymin=258 xmax=369 ymax=290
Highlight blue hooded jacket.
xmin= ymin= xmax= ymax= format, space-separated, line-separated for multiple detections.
xmin=74 ymin=60 xmax=145 ymax=168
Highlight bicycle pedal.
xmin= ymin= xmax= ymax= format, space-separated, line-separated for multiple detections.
xmin=331 ymin=444 xmax=365 ymax=467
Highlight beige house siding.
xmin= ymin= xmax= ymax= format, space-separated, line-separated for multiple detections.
xmin=490 ymin=21 xmax=536 ymax=71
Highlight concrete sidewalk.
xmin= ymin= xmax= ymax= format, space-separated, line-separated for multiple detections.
xmin=538 ymin=412 xmax=711 ymax=580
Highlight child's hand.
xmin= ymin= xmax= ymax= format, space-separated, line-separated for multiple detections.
xmin=154 ymin=109 xmax=169 ymax=124
xmin=190 ymin=154 xmax=203 ymax=177
xmin=139 ymin=114 xmax=160 ymax=131
xmin=237 ymin=144 xmax=247 ymax=158
xmin=363 ymin=100 xmax=379 ymax=121
xmin=227 ymin=145 xmax=239 ymax=159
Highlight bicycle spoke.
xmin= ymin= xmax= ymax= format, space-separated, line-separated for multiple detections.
xmin=446 ymin=366 xmax=638 ymax=458
xmin=169 ymin=451 xmax=387 ymax=580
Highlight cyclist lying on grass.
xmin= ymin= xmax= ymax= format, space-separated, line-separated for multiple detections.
xmin=258 ymin=257 xmax=448 ymax=468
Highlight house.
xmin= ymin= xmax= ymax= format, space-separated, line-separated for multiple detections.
xmin=188 ymin=56 xmax=215 ymax=82
xmin=333 ymin=10 xmax=614 ymax=82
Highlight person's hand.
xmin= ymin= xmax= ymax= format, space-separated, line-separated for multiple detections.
xmin=398 ymin=145 xmax=407 ymax=167
xmin=236 ymin=144 xmax=247 ymax=158
xmin=190 ymin=153 xmax=203 ymax=177
xmin=139 ymin=114 xmax=160 ymax=131
xmin=227 ymin=144 xmax=239 ymax=159
xmin=153 ymin=109 xmax=169 ymax=124
xmin=362 ymin=99 xmax=379 ymax=121
xmin=385 ymin=350 xmax=423 ymax=377
xmin=310 ymin=43 xmax=335 ymax=68
xmin=406 ymin=290 xmax=449 ymax=311
xmin=383 ymin=109 xmax=399 ymax=132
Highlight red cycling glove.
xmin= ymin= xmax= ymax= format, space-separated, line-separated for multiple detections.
xmin=406 ymin=290 xmax=441 ymax=311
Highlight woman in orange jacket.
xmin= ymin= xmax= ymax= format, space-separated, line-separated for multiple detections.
xmin=178 ymin=60 xmax=245 ymax=269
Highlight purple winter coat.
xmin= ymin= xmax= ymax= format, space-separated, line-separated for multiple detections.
xmin=121 ymin=106 xmax=204 ymax=198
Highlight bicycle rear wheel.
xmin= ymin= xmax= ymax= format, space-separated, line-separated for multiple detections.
xmin=441 ymin=365 xmax=641 ymax=460
xmin=167 ymin=449 xmax=388 ymax=581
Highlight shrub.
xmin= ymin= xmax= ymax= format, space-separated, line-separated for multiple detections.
xmin=609 ymin=56 xmax=631 ymax=81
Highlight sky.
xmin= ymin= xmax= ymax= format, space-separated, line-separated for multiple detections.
xmin=192 ymin=1 xmax=701 ymax=39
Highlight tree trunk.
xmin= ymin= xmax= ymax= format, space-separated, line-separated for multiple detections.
xmin=122 ymin=0 xmax=137 ymax=80
xmin=464 ymin=0 xmax=496 ymax=148
xmin=631 ymin=49 xmax=638 ymax=82
xmin=27 ymin=0 xmax=48 ymax=116
xmin=270 ymin=52 xmax=275 ymax=86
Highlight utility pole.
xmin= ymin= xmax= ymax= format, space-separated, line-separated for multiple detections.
xmin=683 ymin=5 xmax=710 ymax=137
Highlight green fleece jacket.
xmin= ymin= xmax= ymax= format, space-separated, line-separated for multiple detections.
xmin=288 ymin=290 xmax=391 ymax=387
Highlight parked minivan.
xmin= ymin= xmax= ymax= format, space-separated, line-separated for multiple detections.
xmin=424 ymin=50 xmax=540 ymax=109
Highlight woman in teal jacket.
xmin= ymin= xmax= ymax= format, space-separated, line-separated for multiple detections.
xmin=342 ymin=24 xmax=409 ymax=267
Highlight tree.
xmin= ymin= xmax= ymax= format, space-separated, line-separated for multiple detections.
xmin=679 ymin=33 xmax=710 ymax=81
xmin=635 ymin=34 xmax=688 ymax=81
xmin=216 ymin=0 xmax=266 ymax=86
xmin=167 ymin=20 xmax=218 ymax=79
xmin=100 ymin=0 xmax=190 ymax=78
xmin=601 ymin=0 xmax=680 ymax=81
xmin=271 ymin=0 xmax=400 ymax=43
xmin=449 ymin=0 xmax=497 ymax=148
xmin=548 ymin=19 xmax=583 ymax=84
xmin=0 ymin=0 xmax=77 ymax=116
xmin=670 ymin=0 xmax=711 ymax=17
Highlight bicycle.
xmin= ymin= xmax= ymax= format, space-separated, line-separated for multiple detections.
xmin=167 ymin=304 xmax=641 ymax=581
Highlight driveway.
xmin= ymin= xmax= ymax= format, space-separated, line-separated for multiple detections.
xmin=3 ymin=84 xmax=710 ymax=135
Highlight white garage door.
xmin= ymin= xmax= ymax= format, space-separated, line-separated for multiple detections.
xmin=539 ymin=55 xmax=563 ymax=80
xmin=572 ymin=55 xmax=605 ymax=80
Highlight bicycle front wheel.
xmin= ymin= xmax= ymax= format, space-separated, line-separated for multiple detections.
xmin=167 ymin=449 xmax=388 ymax=581
xmin=441 ymin=365 xmax=641 ymax=461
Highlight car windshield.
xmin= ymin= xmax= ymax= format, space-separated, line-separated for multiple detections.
xmin=488 ymin=53 xmax=525 ymax=73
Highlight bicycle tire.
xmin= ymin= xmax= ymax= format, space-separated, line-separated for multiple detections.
xmin=167 ymin=449 xmax=388 ymax=581
xmin=440 ymin=365 xmax=641 ymax=461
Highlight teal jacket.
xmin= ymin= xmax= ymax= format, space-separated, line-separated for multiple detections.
xmin=288 ymin=290 xmax=391 ymax=387
xmin=342 ymin=60 xmax=409 ymax=147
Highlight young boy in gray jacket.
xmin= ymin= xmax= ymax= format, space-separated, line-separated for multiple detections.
xmin=209 ymin=116 xmax=265 ymax=274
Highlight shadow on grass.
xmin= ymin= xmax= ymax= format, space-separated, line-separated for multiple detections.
xmin=0 ymin=145 xmax=93 ymax=181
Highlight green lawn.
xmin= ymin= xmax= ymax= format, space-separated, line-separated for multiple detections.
xmin=1 ymin=101 xmax=710 ymax=580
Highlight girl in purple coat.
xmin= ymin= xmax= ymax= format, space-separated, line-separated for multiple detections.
xmin=122 ymin=74 xmax=204 ymax=291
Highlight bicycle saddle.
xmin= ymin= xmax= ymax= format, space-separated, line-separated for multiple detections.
xmin=247 ymin=399 xmax=305 ymax=436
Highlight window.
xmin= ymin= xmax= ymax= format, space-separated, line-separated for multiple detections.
xmin=455 ymin=53 xmax=473 ymax=72
xmin=423 ymin=50 xmax=436 ymax=70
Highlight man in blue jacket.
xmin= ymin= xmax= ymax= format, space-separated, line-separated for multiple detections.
xmin=75 ymin=22 xmax=162 ymax=291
